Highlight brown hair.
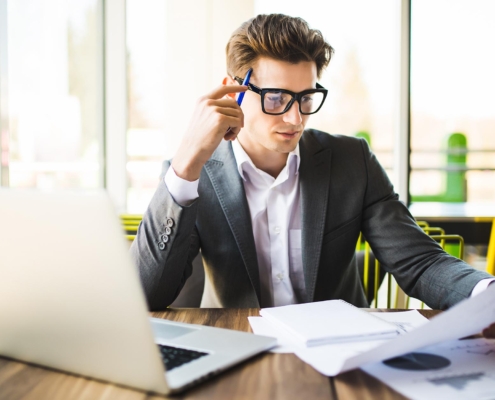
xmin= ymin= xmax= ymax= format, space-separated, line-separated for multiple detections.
xmin=226 ymin=14 xmax=334 ymax=79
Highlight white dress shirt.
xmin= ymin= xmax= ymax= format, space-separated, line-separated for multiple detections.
xmin=164 ymin=143 xmax=494 ymax=306
xmin=230 ymin=140 xmax=305 ymax=307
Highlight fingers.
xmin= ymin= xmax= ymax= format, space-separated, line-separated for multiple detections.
xmin=220 ymin=115 xmax=243 ymax=131
xmin=207 ymin=98 xmax=241 ymax=110
xmin=224 ymin=129 xmax=236 ymax=141
xmin=215 ymin=105 xmax=243 ymax=120
xmin=482 ymin=323 xmax=495 ymax=338
xmin=224 ymin=127 xmax=241 ymax=141
xmin=215 ymin=98 xmax=241 ymax=107
xmin=205 ymin=84 xmax=247 ymax=100
xmin=204 ymin=98 xmax=244 ymax=131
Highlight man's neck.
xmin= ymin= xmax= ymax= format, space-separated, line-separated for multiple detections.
xmin=236 ymin=138 xmax=289 ymax=179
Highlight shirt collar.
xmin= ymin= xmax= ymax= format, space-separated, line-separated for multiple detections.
xmin=231 ymin=139 xmax=301 ymax=182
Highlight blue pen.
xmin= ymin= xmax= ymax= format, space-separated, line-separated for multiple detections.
xmin=236 ymin=68 xmax=253 ymax=106
xmin=225 ymin=68 xmax=252 ymax=137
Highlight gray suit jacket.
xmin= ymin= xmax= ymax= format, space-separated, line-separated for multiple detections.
xmin=131 ymin=129 xmax=492 ymax=310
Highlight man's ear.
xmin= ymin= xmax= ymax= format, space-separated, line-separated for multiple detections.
xmin=223 ymin=76 xmax=236 ymax=99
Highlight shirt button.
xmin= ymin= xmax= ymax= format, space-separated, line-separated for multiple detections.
xmin=274 ymin=226 xmax=281 ymax=234
xmin=276 ymin=273 xmax=284 ymax=281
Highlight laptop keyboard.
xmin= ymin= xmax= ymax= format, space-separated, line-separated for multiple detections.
xmin=157 ymin=344 xmax=208 ymax=371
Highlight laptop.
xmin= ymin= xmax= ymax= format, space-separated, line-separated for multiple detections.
xmin=0 ymin=189 xmax=276 ymax=395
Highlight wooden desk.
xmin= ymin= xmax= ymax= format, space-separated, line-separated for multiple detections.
xmin=0 ymin=308 xmax=439 ymax=400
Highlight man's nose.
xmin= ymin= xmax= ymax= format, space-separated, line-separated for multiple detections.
xmin=282 ymin=101 xmax=303 ymax=125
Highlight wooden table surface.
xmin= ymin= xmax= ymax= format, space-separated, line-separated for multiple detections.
xmin=0 ymin=308 xmax=439 ymax=400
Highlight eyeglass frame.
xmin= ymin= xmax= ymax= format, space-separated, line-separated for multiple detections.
xmin=233 ymin=76 xmax=328 ymax=115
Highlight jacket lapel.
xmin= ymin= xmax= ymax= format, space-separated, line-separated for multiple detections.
xmin=204 ymin=141 xmax=261 ymax=305
xmin=299 ymin=132 xmax=333 ymax=302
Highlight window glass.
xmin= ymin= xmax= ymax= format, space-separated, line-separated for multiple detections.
xmin=3 ymin=0 xmax=103 ymax=190
xmin=126 ymin=0 xmax=253 ymax=212
xmin=410 ymin=0 xmax=495 ymax=202
xmin=126 ymin=0 xmax=167 ymax=213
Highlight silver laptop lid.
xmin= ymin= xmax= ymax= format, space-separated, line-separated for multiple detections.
xmin=0 ymin=189 xmax=169 ymax=394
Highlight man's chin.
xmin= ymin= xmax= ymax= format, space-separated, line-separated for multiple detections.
xmin=268 ymin=139 xmax=300 ymax=155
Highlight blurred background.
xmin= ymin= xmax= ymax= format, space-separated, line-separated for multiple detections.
xmin=1 ymin=0 xmax=494 ymax=212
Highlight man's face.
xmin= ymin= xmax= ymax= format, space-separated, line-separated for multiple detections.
xmin=235 ymin=57 xmax=317 ymax=157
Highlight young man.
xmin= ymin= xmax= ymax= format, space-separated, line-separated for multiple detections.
xmin=131 ymin=14 xmax=494 ymax=314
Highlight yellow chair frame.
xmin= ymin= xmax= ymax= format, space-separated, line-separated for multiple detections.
xmin=120 ymin=214 xmax=143 ymax=243
xmin=487 ymin=219 xmax=495 ymax=276
xmin=360 ymin=221 xmax=465 ymax=309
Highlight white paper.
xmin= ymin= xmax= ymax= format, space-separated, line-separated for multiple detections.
xmin=248 ymin=310 xmax=428 ymax=355
xmin=295 ymin=339 xmax=388 ymax=375
xmin=371 ymin=309 xmax=429 ymax=333
xmin=338 ymin=283 xmax=495 ymax=376
xmin=248 ymin=316 xmax=300 ymax=353
xmin=293 ymin=311 xmax=430 ymax=375
xmin=259 ymin=300 xmax=399 ymax=347
xmin=362 ymin=338 xmax=495 ymax=400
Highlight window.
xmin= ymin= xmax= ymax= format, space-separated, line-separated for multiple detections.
xmin=410 ymin=0 xmax=495 ymax=202
xmin=126 ymin=0 xmax=254 ymax=212
xmin=1 ymin=0 xmax=104 ymax=190
xmin=4 ymin=1 xmax=492 ymax=208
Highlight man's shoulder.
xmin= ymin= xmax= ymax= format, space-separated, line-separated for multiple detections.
xmin=302 ymin=129 xmax=366 ymax=151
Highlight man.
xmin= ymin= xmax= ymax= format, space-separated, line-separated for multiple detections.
xmin=131 ymin=14 xmax=494 ymax=315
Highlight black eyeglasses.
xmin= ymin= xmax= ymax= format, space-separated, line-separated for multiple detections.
xmin=234 ymin=76 xmax=328 ymax=115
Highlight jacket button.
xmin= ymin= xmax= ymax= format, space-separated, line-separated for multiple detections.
xmin=165 ymin=226 xmax=172 ymax=235
xmin=161 ymin=234 xmax=169 ymax=243
xmin=158 ymin=242 xmax=166 ymax=251
xmin=166 ymin=217 xmax=174 ymax=228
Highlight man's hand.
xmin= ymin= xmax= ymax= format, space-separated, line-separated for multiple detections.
xmin=481 ymin=281 xmax=495 ymax=338
xmin=171 ymin=85 xmax=247 ymax=181
xmin=482 ymin=323 xmax=495 ymax=338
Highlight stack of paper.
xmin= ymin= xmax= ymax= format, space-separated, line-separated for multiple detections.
xmin=249 ymin=309 xmax=428 ymax=354
xmin=249 ymin=285 xmax=495 ymax=400
xmin=259 ymin=300 xmax=399 ymax=347
xmin=249 ymin=284 xmax=495 ymax=378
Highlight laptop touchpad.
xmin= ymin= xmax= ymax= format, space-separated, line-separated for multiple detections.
xmin=151 ymin=321 xmax=198 ymax=340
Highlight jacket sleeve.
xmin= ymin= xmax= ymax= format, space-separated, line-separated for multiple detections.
xmin=358 ymin=139 xmax=493 ymax=309
xmin=130 ymin=160 xmax=201 ymax=310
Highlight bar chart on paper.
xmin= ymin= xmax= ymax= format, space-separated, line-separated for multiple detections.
xmin=428 ymin=372 xmax=488 ymax=391
xmin=362 ymin=338 xmax=495 ymax=400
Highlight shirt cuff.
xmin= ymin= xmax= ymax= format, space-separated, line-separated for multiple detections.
xmin=471 ymin=278 xmax=495 ymax=297
xmin=164 ymin=166 xmax=199 ymax=206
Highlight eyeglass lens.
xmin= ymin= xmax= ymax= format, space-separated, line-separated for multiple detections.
xmin=263 ymin=91 xmax=324 ymax=114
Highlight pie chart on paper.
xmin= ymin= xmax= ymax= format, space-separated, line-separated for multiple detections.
xmin=383 ymin=352 xmax=451 ymax=371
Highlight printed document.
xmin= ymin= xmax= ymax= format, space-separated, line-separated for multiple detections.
xmin=249 ymin=310 xmax=428 ymax=354
xmin=338 ymin=283 xmax=495 ymax=376
xmin=259 ymin=300 xmax=399 ymax=347
xmin=250 ymin=283 xmax=495 ymax=378
xmin=362 ymin=338 xmax=495 ymax=400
